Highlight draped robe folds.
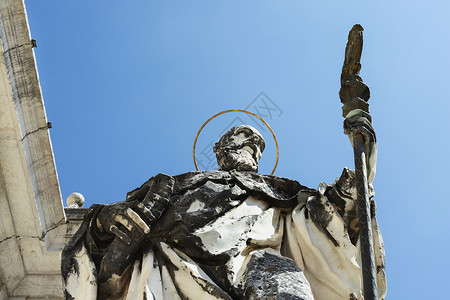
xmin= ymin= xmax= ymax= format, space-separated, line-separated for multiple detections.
xmin=62 ymin=169 xmax=387 ymax=300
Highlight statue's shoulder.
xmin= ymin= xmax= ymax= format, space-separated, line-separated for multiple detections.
xmin=171 ymin=170 xmax=313 ymax=208
xmin=128 ymin=171 xmax=315 ymax=208
xmin=173 ymin=170 xmax=232 ymax=183
xmin=172 ymin=170 xmax=309 ymax=192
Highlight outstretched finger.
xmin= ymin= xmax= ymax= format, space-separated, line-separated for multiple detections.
xmin=114 ymin=215 xmax=134 ymax=232
xmin=110 ymin=225 xmax=132 ymax=245
xmin=126 ymin=208 xmax=150 ymax=234
xmin=142 ymin=191 xmax=169 ymax=211
xmin=136 ymin=203 xmax=157 ymax=223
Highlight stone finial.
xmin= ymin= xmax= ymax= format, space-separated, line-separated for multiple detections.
xmin=66 ymin=192 xmax=85 ymax=208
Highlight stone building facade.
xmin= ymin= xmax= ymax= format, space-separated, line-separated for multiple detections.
xmin=0 ymin=1 xmax=81 ymax=299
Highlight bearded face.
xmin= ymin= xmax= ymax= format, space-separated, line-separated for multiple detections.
xmin=213 ymin=125 xmax=265 ymax=172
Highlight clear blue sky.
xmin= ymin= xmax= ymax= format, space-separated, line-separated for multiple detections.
xmin=25 ymin=1 xmax=450 ymax=298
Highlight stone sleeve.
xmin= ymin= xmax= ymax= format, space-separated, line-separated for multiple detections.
xmin=325 ymin=167 xmax=370 ymax=244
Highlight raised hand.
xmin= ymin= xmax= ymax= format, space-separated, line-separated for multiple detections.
xmin=344 ymin=111 xmax=376 ymax=146
xmin=96 ymin=174 xmax=175 ymax=297
xmin=344 ymin=111 xmax=377 ymax=185
xmin=95 ymin=200 xmax=151 ymax=246
xmin=95 ymin=173 xmax=174 ymax=246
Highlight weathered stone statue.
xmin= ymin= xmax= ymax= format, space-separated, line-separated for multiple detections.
xmin=62 ymin=26 xmax=386 ymax=300
xmin=62 ymin=121 xmax=386 ymax=300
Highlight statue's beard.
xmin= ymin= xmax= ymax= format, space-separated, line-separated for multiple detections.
xmin=217 ymin=149 xmax=258 ymax=172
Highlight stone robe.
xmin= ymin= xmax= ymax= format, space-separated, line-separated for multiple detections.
xmin=62 ymin=169 xmax=386 ymax=300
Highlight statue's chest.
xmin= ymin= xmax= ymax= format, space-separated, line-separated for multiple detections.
xmin=150 ymin=180 xmax=282 ymax=265
xmin=152 ymin=180 xmax=249 ymax=235
xmin=191 ymin=195 xmax=274 ymax=255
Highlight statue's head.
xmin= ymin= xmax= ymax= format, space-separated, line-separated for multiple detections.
xmin=213 ymin=125 xmax=265 ymax=172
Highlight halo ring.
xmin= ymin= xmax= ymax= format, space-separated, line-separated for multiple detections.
xmin=193 ymin=109 xmax=279 ymax=175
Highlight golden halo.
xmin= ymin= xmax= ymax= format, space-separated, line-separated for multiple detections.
xmin=193 ymin=109 xmax=279 ymax=175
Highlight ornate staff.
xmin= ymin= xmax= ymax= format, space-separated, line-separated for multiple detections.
xmin=340 ymin=24 xmax=379 ymax=300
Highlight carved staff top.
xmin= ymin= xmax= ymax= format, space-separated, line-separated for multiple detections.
xmin=341 ymin=24 xmax=363 ymax=83
xmin=339 ymin=24 xmax=371 ymax=119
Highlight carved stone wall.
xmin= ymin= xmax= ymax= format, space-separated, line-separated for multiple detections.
xmin=0 ymin=1 xmax=82 ymax=299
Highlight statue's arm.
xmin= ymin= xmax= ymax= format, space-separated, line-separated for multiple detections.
xmin=325 ymin=167 xmax=371 ymax=244
xmin=91 ymin=173 xmax=174 ymax=245
xmin=87 ymin=173 xmax=175 ymax=298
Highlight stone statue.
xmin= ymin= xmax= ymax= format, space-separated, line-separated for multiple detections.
xmin=62 ymin=118 xmax=386 ymax=299
xmin=62 ymin=24 xmax=386 ymax=300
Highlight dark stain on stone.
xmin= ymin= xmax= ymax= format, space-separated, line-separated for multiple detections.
xmin=307 ymin=193 xmax=340 ymax=247
xmin=242 ymin=250 xmax=314 ymax=300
